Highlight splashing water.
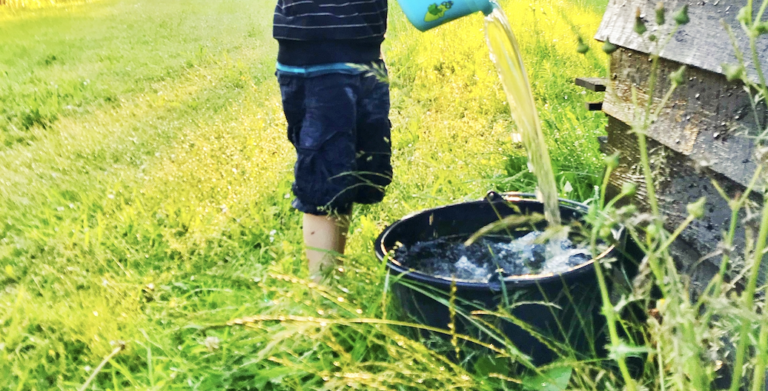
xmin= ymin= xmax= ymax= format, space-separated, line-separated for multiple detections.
xmin=395 ymin=233 xmax=590 ymax=282
xmin=485 ymin=3 xmax=561 ymax=226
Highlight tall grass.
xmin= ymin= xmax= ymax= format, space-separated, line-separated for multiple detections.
xmin=0 ymin=0 xmax=89 ymax=9
xmin=0 ymin=0 xmax=611 ymax=389
xmin=575 ymin=4 xmax=768 ymax=390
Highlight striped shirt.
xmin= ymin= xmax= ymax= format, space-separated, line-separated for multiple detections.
xmin=274 ymin=0 xmax=387 ymax=41
xmin=274 ymin=0 xmax=388 ymax=66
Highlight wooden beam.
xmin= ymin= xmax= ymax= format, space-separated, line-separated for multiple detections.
xmin=575 ymin=77 xmax=607 ymax=92
xmin=602 ymin=47 xmax=764 ymax=188
xmin=595 ymin=0 xmax=764 ymax=84
xmin=585 ymin=101 xmax=603 ymax=111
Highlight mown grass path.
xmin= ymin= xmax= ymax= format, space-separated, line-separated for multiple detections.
xmin=0 ymin=0 xmax=607 ymax=388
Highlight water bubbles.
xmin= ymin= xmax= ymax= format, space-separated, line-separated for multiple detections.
xmin=395 ymin=232 xmax=590 ymax=283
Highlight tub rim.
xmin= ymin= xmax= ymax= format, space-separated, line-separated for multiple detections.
xmin=374 ymin=192 xmax=622 ymax=291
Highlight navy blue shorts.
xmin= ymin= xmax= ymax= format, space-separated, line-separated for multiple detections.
xmin=277 ymin=68 xmax=393 ymax=216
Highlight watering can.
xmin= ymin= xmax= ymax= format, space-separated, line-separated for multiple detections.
xmin=396 ymin=0 xmax=494 ymax=31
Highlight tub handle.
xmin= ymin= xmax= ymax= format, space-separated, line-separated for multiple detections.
xmin=484 ymin=191 xmax=588 ymax=211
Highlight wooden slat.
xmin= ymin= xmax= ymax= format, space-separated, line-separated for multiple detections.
xmin=602 ymin=116 xmax=753 ymax=269
xmin=585 ymin=101 xmax=604 ymax=111
xmin=595 ymin=0 xmax=765 ymax=84
xmin=575 ymin=77 xmax=608 ymax=92
xmin=602 ymin=47 xmax=765 ymax=188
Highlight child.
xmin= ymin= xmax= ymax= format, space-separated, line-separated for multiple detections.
xmin=273 ymin=0 xmax=392 ymax=282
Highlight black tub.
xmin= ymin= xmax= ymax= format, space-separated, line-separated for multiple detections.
xmin=374 ymin=192 xmax=624 ymax=365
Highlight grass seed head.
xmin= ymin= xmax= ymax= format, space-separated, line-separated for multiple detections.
xmin=602 ymin=38 xmax=619 ymax=54
xmin=576 ymin=37 xmax=590 ymax=54
xmin=737 ymin=6 xmax=752 ymax=25
xmin=621 ymin=182 xmax=637 ymax=197
xmin=634 ymin=8 xmax=647 ymax=35
xmin=674 ymin=4 xmax=690 ymax=25
xmin=686 ymin=197 xmax=706 ymax=219
xmin=655 ymin=2 xmax=666 ymax=25
xmin=669 ymin=65 xmax=687 ymax=86
xmin=722 ymin=63 xmax=746 ymax=82
xmin=604 ymin=152 xmax=620 ymax=169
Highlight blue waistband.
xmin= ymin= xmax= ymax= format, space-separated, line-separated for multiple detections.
xmin=276 ymin=62 xmax=364 ymax=77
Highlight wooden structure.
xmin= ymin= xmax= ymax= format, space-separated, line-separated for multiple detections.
xmin=588 ymin=0 xmax=767 ymax=290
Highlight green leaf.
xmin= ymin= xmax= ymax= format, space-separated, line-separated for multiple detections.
xmin=474 ymin=355 xmax=508 ymax=377
xmin=252 ymin=366 xmax=297 ymax=389
xmin=609 ymin=342 xmax=652 ymax=360
xmin=523 ymin=365 xmax=572 ymax=391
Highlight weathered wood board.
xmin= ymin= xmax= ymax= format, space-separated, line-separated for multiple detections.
xmin=575 ymin=77 xmax=608 ymax=92
xmin=600 ymin=116 xmax=761 ymax=283
xmin=603 ymin=47 xmax=766 ymax=188
xmin=595 ymin=0 xmax=767 ymax=84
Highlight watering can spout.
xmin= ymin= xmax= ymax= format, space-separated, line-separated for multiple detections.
xmin=396 ymin=0 xmax=494 ymax=32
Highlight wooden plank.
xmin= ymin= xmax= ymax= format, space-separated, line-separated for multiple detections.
xmin=595 ymin=0 xmax=765 ymax=84
xmin=586 ymin=101 xmax=604 ymax=111
xmin=602 ymin=47 xmax=766 ymax=188
xmin=601 ymin=116 xmax=758 ymax=276
xmin=575 ymin=77 xmax=608 ymax=92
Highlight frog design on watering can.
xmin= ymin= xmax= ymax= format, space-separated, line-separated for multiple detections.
xmin=397 ymin=0 xmax=494 ymax=31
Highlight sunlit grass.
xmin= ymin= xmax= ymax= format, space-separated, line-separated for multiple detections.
xmin=1 ymin=0 xmax=91 ymax=8
xmin=0 ymin=0 xmax=609 ymax=388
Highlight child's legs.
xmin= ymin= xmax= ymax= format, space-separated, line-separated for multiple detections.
xmin=355 ymin=65 xmax=392 ymax=204
xmin=303 ymin=212 xmax=350 ymax=281
xmin=277 ymin=72 xmax=361 ymax=281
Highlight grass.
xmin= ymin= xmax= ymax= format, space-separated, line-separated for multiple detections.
xmin=0 ymin=0 xmax=90 ymax=11
xmin=0 ymin=0 xmax=610 ymax=389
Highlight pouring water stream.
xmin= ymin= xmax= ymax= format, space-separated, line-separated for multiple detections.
xmin=484 ymin=2 xmax=562 ymax=227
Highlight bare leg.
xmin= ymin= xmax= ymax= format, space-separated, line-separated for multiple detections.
xmin=303 ymin=213 xmax=350 ymax=282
